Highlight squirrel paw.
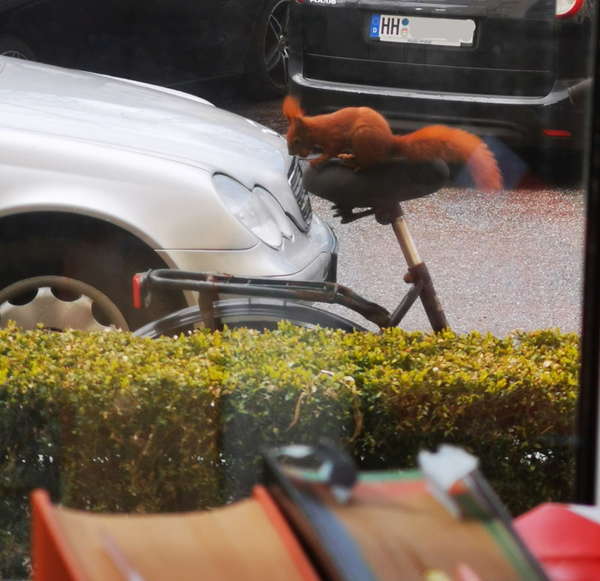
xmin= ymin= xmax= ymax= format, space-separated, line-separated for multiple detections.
xmin=335 ymin=154 xmax=362 ymax=171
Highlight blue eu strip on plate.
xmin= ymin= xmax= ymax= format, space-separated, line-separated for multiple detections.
xmin=369 ymin=14 xmax=380 ymax=38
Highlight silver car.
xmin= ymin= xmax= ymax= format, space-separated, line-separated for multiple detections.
xmin=0 ymin=57 xmax=337 ymax=331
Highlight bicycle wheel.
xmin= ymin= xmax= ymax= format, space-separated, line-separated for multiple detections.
xmin=133 ymin=298 xmax=367 ymax=338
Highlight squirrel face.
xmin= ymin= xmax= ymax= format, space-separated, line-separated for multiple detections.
xmin=286 ymin=119 xmax=313 ymax=158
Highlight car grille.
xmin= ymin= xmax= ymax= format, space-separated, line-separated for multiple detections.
xmin=288 ymin=156 xmax=313 ymax=231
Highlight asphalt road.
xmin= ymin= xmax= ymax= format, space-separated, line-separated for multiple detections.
xmin=215 ymin=92 xmax=586 ymax=337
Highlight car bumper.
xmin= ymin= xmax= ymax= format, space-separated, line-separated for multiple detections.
xmin=156 ymin=217 xmax=338 ymax=307
xmin=290 ymin=69 xmax=589 ymax=153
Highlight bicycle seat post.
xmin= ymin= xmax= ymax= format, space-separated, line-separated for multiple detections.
xmin=387 ymin=204 xmax=422 ymax=269
xmin=302 ymin=157 xmax=451 ymax=332
xmin=387 ymin=203 xmax=449 ymax=332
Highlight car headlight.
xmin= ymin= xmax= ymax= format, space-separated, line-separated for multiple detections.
xmin=213 ymin=174 xmax=290 ymax=249
xmin=253 ymin=186 xmax=294 ymax=241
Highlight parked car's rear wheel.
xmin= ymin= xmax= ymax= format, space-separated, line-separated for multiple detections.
xmin=537 ymin=150 xmax=584 ymax=188
xmin=0 ymin=35 xmax=35 ymax=60
xmin=0 ymin=229 xmax=185 ymax=332
xmin=245 ymin=0 xmax=290 ymax=99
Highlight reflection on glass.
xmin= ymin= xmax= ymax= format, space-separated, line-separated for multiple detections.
xmin=0 ymin=0 xmax=595 ymax=578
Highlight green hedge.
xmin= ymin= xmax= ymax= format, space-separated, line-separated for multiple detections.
xmin=0 ymin=323 xmax=579 ymax=577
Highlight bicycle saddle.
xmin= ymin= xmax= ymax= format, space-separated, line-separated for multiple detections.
xmin=302 ymin=158 xmax=449 ymax=223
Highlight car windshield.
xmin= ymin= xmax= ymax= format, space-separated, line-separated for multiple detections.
xmin=0 ymin=1 xmax=596 ymax=579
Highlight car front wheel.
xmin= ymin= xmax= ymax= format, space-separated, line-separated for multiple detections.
xmin=0 ymin=275 xmax=128 ymax=331
xmin=0 ymin=232 xmax=185 ymax=332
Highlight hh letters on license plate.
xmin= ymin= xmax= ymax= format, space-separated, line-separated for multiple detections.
xmin=370 ymin=14 xmax=475 ymax=47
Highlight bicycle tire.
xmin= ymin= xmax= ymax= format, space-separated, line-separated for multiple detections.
xmin=133 ymin=298 xmax=367 ymax=338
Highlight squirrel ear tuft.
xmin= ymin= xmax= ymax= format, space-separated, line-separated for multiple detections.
xmin=282 ymin=95 xmax=304 ymax=120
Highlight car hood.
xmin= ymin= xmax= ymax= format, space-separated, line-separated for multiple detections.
xmin=0 ymin=57 xmax=289 ymax=181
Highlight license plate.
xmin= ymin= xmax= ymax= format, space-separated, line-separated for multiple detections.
xmin=369 ymin=14 xmax=475 ymax=47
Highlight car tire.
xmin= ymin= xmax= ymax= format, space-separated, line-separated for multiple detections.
xmin=245 ymin=0 xmax=290 ymax=100
xmin=0 ymin=34 xmax=35 ymax=60
xmin=520 ymin=148 xmax=584 ymax=189
xmin=539 ymin=151 xmax=584 ymax=189
xmin=0 ymin=234 xmax=185 ymax=332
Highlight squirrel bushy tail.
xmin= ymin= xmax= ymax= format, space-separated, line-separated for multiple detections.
xmin=282 ymin=95 xmax=304 ymax=120
xmin=392 ymin=125 xmax=503 ymax=191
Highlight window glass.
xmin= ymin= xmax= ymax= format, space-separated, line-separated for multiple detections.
xmin=0 ymin=0 xmax=595 ymax=577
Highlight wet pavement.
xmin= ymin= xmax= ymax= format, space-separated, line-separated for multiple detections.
xmin=214 ymin=89 xmax=585 ymax=337
xmin=313 ymin=188 xmax=584 ymax=336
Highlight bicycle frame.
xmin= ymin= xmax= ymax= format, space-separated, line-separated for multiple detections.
xmin=133 ymin=202 xmax=449 ymax=333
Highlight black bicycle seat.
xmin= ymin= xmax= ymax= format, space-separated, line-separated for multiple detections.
xmin=302 ymin=158 xmax=449 ymax=223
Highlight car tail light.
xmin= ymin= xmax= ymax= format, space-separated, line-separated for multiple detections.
xmin=556 ymin=0 xmax=584 ymax=19
xmin=542 ymin=129 xmax=573 ymax=137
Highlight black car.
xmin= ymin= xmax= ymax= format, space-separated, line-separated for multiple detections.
xmin=0 ymin=0 xmax=290 ymax=98
xmin=287 ymin=0 xmax=593 ymax=186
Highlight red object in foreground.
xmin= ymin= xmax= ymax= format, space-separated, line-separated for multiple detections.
xmin=515 ymin=503 xmax=600 ymax=580
xmin=30 ymin=490 xmax=85 ymax=581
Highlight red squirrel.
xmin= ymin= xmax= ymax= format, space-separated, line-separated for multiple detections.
xmin=282 ymin=96 xmax=503 ymax=191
